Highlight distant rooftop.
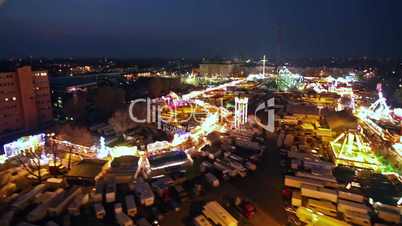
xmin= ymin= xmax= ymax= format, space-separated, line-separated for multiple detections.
xmin=148 ymin=150 xmax=188 ymax=168
xmin=67 ymin=159 xmax=107 ymax=179
xmin=325 ymin=110 xmax=358 ymax=131
xmin=287 ymin=104 xmax=319 ymax=115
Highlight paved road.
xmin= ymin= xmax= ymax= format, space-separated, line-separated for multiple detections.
xmin=161 ymin=139 xmax=287 ymax=226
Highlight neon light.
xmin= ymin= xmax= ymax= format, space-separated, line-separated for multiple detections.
xmin=392 ymin=108 xmax=402 ymax=121
xmin=3 ymin=133 xmax=45 ymax=158
xmin=0 ymin=155 xmax=6 ymax=164
xmin=365 ymin=88 xmax=395 ymax=123
xmin=392 ymin=137 xmax=402 ymax=157
xmin=147 ymin=141 xmax=170 ymax=153
xmin=276 ymin=67 xmax=303 ymax=91
xmin=96 ymin=136 xmax=108 ymax=158
xmin=150 ymin=160 xmax=189 ymax=170
xmin=234 ymin=97 xmax=248 ymax=128
xmin=171 ymin=132 xmax=191 ymax=146
xmin=109 ymin=146 xmax=138 ymax=158
xmin=34 ymin=153 xmax=50 ymax=166
xmin=330 ymin=130 xmax=379 ymax=170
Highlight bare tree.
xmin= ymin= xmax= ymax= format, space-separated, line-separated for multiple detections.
xmin=57 ymin=124 xmax=94 ymax=147
xmin=46 ymin=136 xmax=59 ymax=167
xmin=109 ymin=109 xmax=135 ymax=139
xmin=15 ymin=146 xmax=45 ymax=183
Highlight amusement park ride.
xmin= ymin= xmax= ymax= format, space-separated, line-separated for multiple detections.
xmin=234 ymin=97 xmax=249 ymax=129
xmin=356 ymin=84 xmax=401 ymax=141
xmin=360 ymin=85 xmax=394 ymax=123
xmin=276 ymin=67 xmax=303 ymax=91
xmin=330 ymin=129 xmax=380 ymax=171
xmin=358 ymin=84 xmax=401 ymax=124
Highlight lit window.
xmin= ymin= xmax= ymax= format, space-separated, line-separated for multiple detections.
xmin=12 ymin=97 xmax=16 ymax=101
xmin=5 ymin=98 xmax=9 ymax=102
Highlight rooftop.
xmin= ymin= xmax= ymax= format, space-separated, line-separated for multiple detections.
xmin=67 ymin=159 xmax=107 ymax=179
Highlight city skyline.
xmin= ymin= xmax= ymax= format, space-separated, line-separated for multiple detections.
xmin=0 ymin=0 xmax=401 ymax=59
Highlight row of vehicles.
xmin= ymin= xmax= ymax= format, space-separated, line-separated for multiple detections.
xmin=92 ymin=177 xmax=187 ymax=226
xmin=194 ymin=132 xmax=263 ymax=223
xmin=199 ymin=135 xmax=261 ymax=183
xmin=86 ymin=136 xmax=263 ymax=226
xmin=282 ymin=159 xmax=401 ymax=226
xmin=1 ymin=182 xmax=90 ymax=226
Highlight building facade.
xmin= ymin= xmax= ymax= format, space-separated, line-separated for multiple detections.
xmin=0 ymin=66 xmax=52 ymax=135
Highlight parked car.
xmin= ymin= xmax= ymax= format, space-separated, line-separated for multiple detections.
xmin=234 ymin=197 xmax=256 ymax=219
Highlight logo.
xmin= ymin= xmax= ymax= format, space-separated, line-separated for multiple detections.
xmin=128 ymin=97 xmax=275 ymax=132
xmin=254 ymin=98 xmax=275 ymax=132
xmin=129 ymin=98 xmax=162 ymax=128
xmin=128 ymin=98 xmax=219 ymax=131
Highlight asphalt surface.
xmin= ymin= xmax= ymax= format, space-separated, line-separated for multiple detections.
xmin=161 ymin=139 xmax=287 ymax=226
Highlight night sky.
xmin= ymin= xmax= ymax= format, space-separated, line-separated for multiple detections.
xmin=0 ymin=0 xmax=401 ymax=59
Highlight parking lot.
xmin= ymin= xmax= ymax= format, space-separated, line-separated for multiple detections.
xmin=160 ymin=138 xmax=287 ymax=226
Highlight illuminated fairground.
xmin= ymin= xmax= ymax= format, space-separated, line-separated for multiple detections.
xmin=296 ymin=207 xmax=350 ymax=226
xmin=302 ymin=76 xmax=402 ymax=175
xmin=0 ymin=78 xmax=249 ymax=180
xmin=392 ymin=136 xmax=402 ymax=169
xmin=330 ymin=128 xmax=401 ymax=174
xmin=276 ymin=66 xmax=303 ymax=91
xmin=357 ymin=85 xmax=401 ymax=126
xmin=330 ymin=129 xmax=380 ymax=170
xmin=355 ymin=86 xmax=401 ymax=147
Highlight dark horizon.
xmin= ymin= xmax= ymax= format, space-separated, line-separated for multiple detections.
xmin=1 ymin=0 xmax=402 ymax=59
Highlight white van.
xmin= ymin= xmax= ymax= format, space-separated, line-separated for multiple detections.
xmin=125 ymin=195 xmax=137 ymax=217
xmin=343 ymin=210 xmax=371 ymax=226
xmin=307 ymin=199 xmax=337 ymax=217
xmin=135 ymin=181 xmax=155 ymax=206
xmin=114 ymin=203 xmax=123 ymax=214
xmin=94 ymin=203 xmax=106 ymax=219
xmin=105 ymin=181 xmax=116 ymax=203
xmin=338 ymin=199 xmax=371 ymax=215
xmin=291 ymin=191 xmax=302 ymax=207
xmin=194 ymin=215 xmax=213 ymax=226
